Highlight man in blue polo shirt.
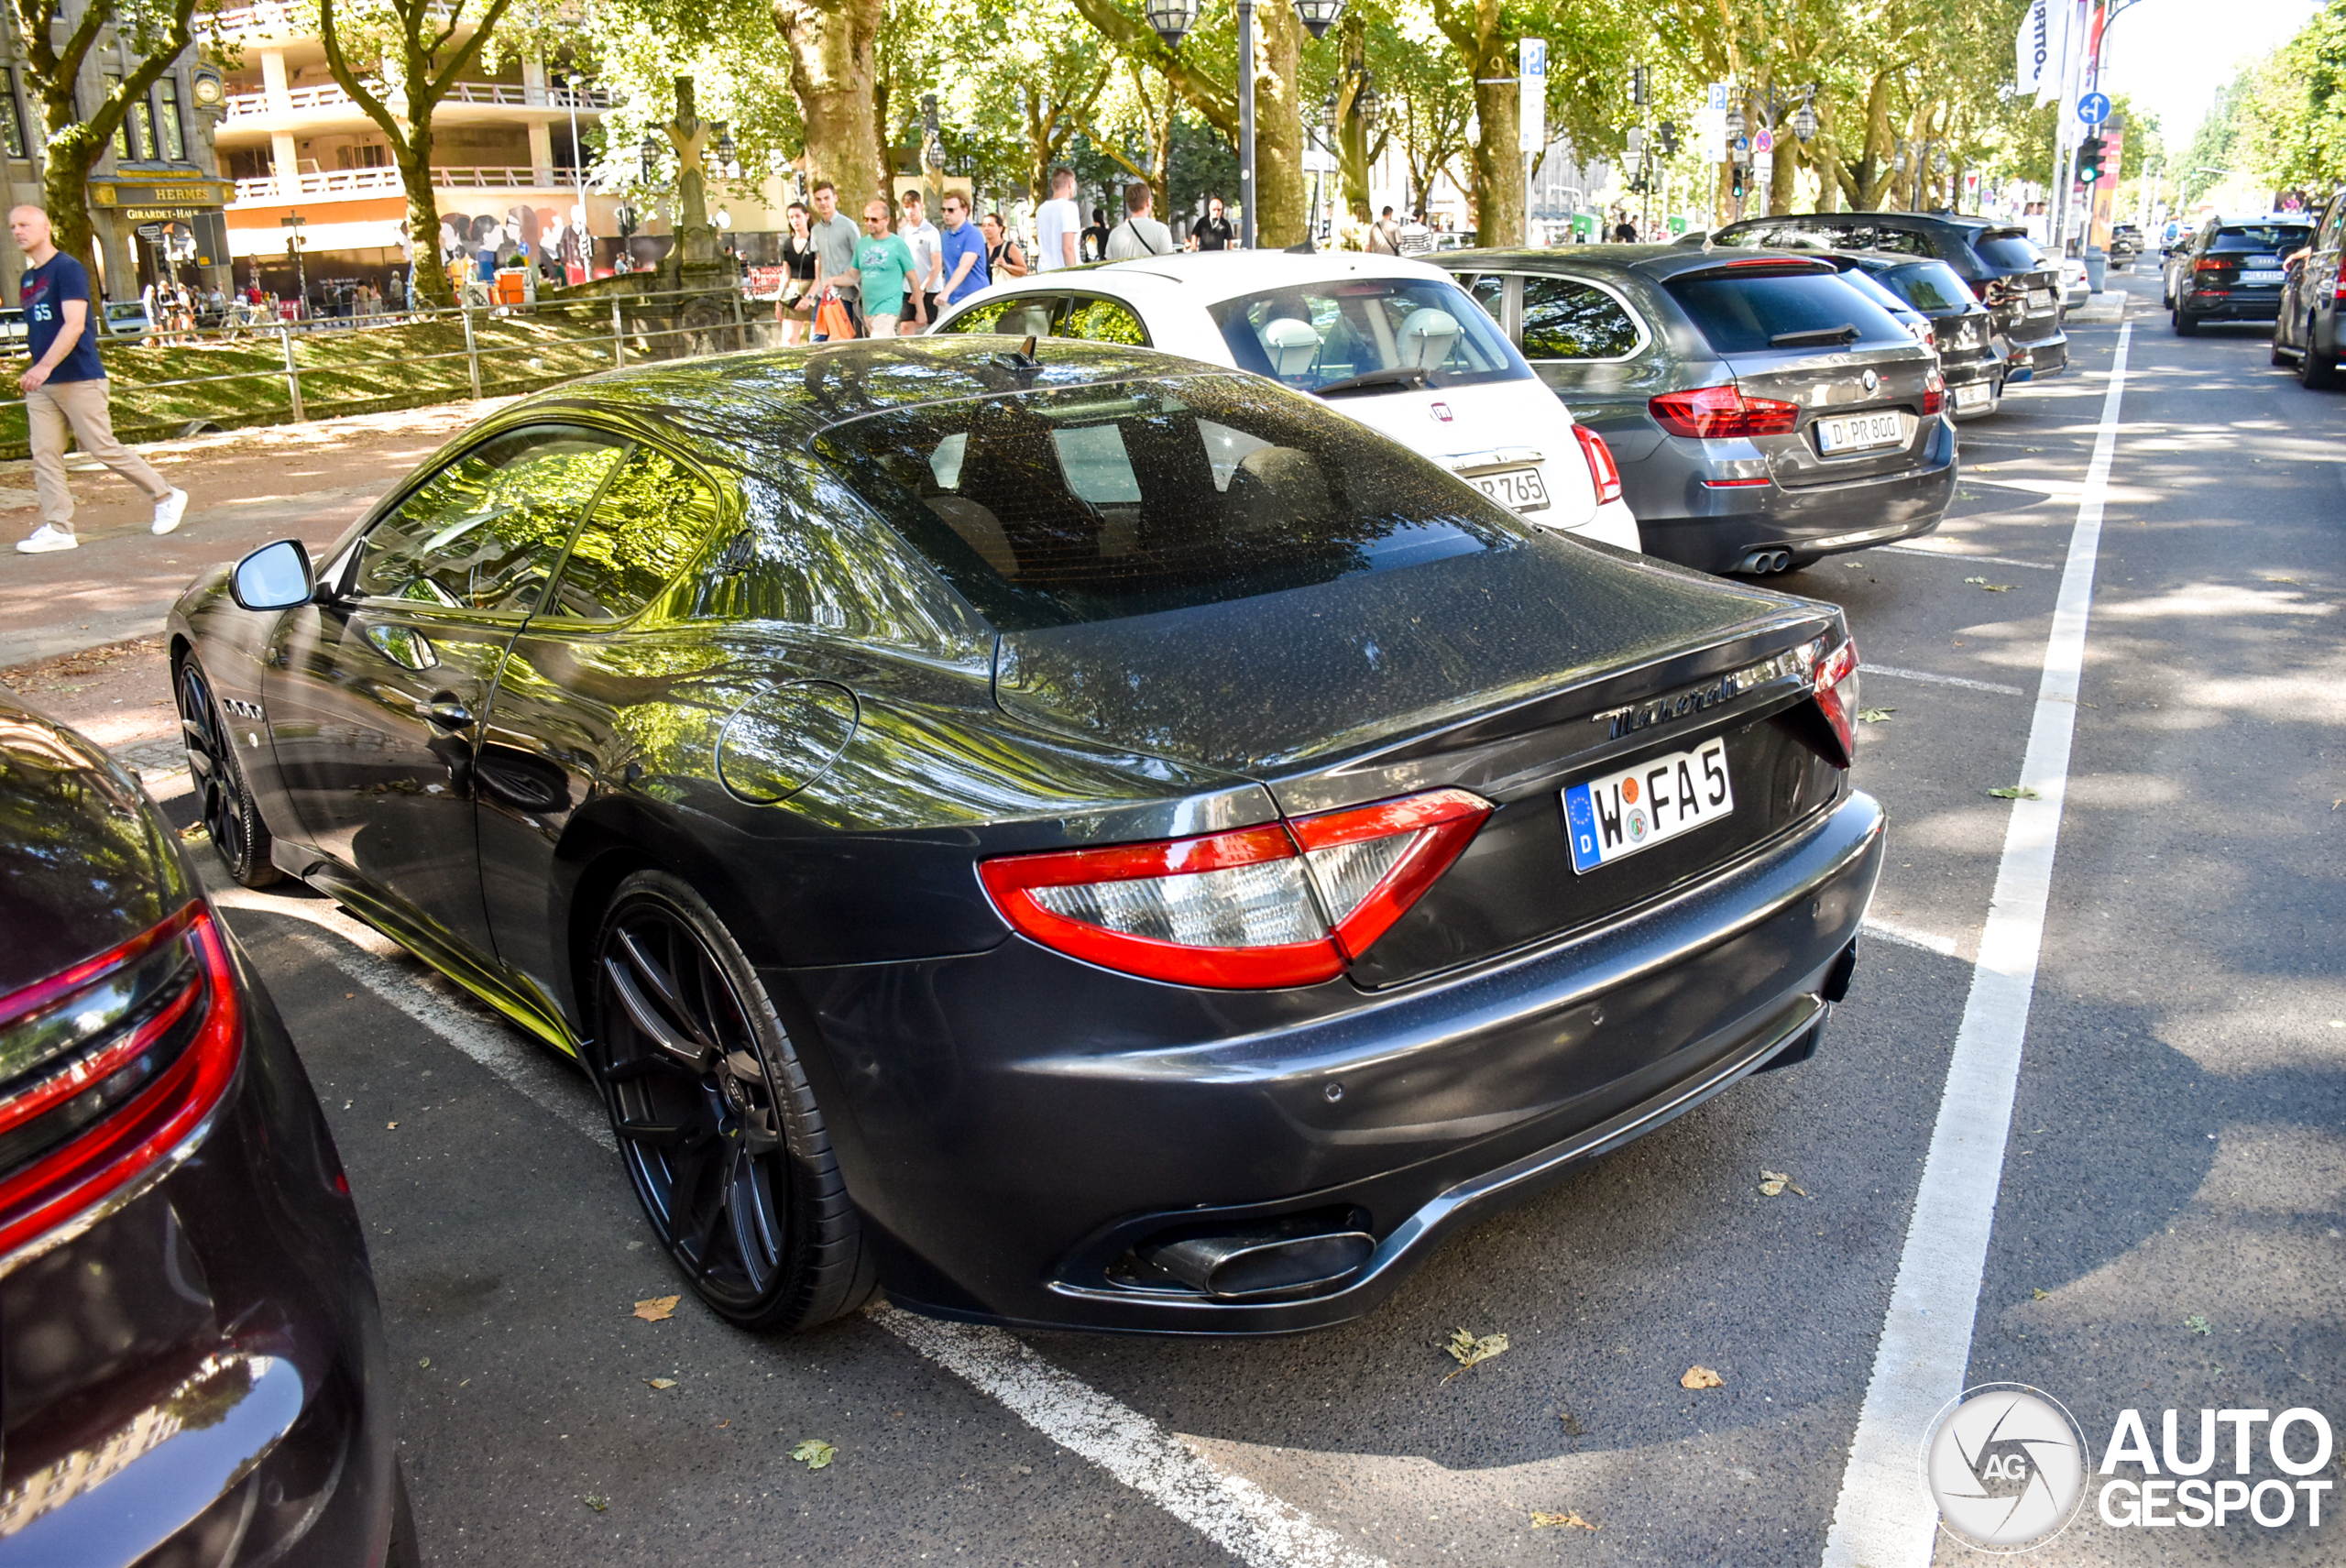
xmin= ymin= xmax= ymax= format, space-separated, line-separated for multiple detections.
xmin=937 ymin=190 xmax=989 ymax=312
xmin=11 ymin=205 xmax=185 ymax=553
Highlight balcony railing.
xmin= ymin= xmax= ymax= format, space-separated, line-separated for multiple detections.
xmin=222 ymin=80 xmax=610 ymax=120
xmin=231 ymin=166 xmax=576 ymax=203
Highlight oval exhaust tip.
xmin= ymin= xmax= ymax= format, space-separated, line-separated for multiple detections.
xmin=1138 ymin=1227 xmax=1376 ymax=1300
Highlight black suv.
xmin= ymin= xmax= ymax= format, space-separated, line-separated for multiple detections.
xmin=2168 ymin=216 xmax=2316 ymax=334
xmin=1705 ymin=211 xmax=2068 ymax=382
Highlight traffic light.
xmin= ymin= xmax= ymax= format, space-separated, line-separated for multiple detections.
xmin=1731 ymin=164 xmax=1746 ymax=199
xmin=1658 ymin=120 xmax=1680 ymax=157
xmin=2077 ymin=135 xmax=2105 ymax=185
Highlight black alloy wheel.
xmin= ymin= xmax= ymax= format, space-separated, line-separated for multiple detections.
xmin=176 ymin=657 xmax=280 ymax=888
xmin=588 ymin=870 xmax=874 ymax=1332
xmin=2301 ymin=320 xmax=2341 ymax=389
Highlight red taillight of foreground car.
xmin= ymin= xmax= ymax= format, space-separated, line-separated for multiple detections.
xmin=1811 ymin=636 xmax=1861 ymax=768
xmin=1921 ymin=368 xmax=1946 ymax=418
xmin=2193 ymin=258 xmax=2230 ymax=272
xmin=0 ymin=902 xmax=244 ymax=1263
xmin=1650 ymin=385 xmax=1801 ymax=439
xmin=980 ymin=789 xmax=1494 ymax=988
xmin=1573 ymin=424 xmax=1623 ymax=505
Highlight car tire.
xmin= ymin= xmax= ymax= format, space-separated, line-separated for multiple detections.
xmin=2172 ymin=308 xmax=2198 ymax=336
xmin=2303 ymin=334 xmax=2341 ymax=389
xmin=175 ymin=655 xmax=281 ymax=889
xmin=588 ymin=869 xmax=876 ymax=1333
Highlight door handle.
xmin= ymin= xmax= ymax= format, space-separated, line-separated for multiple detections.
xmin=422 ymin=699 xmax=473 ymax=730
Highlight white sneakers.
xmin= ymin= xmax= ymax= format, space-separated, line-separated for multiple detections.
xmin=13 ymin=489 xmax=187 ymax=551
xmin=15 ymin=525 xmax=76 ymax=554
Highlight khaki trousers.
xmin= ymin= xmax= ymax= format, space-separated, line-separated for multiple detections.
xmin=27 ymin=378 xmax=170 ymax=533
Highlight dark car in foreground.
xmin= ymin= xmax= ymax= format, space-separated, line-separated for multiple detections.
xmin=0 ymin=700 xmax=403 ymax=1563
xmin=1447 ymin=246 xmax=1954 ymax=576
xmin=2172 ymin=217 xmax=2314 ymax=334
xmin=2272 ymin=190 xmax=2345 ymax=387
xmin=1707 ymin=211 xmax=2068 ymax=383
xmin=1835 ymin=251 xmax=2004 ymax=420
xmin=168 ymin=337 xmax=1883 ymax=1336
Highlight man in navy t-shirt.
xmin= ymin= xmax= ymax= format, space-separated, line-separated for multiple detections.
xmin=11 ymin=205 xmax=184 ymax=553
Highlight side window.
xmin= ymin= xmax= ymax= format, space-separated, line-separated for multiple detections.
xmin=1519 ymin=279 xmax=1642 ymax=359
xmin=1061 ymin=294 xmax=1149 ymax=345
xmin=939 ymin=294 xmax=1063 ymax=338
xmin=1461 ymin=274 xmax=1505 ymax=324
xmin=541 ymin=444 xmax=726 ymax=621
xmin=351 ymin=428 xmax=624 ymax=614
xmin=1877 ymin=227 xmax=1935 ymax=258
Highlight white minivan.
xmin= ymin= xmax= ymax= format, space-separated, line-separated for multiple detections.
xmin=926 ymin=252 xmax=1641 ymax=551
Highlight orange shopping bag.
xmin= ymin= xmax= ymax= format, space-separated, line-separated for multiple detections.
xmin=815 ymin=291 xmax=856 ymax=341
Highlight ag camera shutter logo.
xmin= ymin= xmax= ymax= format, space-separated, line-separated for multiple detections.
xmin=1921 ymin=1384 xmax=2088 ymax=1552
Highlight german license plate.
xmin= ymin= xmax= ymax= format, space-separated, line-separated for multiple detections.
xmin=2241 ymin=269 xmax=2285 ymax=284
xmin=1471 ymin=466 xmax=1550 ymax=512
xmin=1562 ymin=738 xmax=1734 ymax=872
xmin=2031 ymin=289 xmax=2056 ymax=311
xmin=1955 ymin=381 xmax=1992 ymax=411
xmin=1816 ymin=410 xmax=1904 ymax=454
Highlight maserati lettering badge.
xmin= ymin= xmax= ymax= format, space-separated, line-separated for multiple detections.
xmin=1861 ymin=369 xmax=1880 ymax=392
xmin=1589 ymin=645 xmax=1814 ymax=741
xmin=1430 ymin=401 xmax=1454 ymax=422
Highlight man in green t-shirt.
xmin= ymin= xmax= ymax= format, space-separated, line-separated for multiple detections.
xmin=851 ymin=199 xmax=917 ymax=338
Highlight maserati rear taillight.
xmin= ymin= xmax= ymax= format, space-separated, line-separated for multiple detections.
xmin=981 ymin=790 xmax=1493 ymax=988
xmin=0 ymin=902 xmax=244 ymax=1263
xmin=1811 ymin=637 xmax=1860 ymax=767
xmin=1650 ymin=385 xmax=1801 ymax=439
xmin=1573 ymin=424 xmax=1623 ymax=505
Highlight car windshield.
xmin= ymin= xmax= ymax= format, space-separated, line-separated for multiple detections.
xmin=2209 ymin=226 xmax=2310 ymax=253
xmin=1206 ymin=276 xmax=1529 ymax=393
xmin=1876 ymin=260 xmax=1975 ymax=313
xmin=1662 ymin=269 xmax=1913 ymax=354
xmin=1969 ymin=232 xmax=2044 ymax=270
xmin=814 ymin=375 xmax=1524 ymax=631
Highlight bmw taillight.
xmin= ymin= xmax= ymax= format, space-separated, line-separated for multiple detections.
xmin=1810 ymin=637 xmax=1860 ymax=768
xmin=0 ymin=902 xmax=244 ymax=1264
xmin=980 ymin=790 xmax=1493 ymax=988
xmin=1650 ymin=385 xmax=1801 ymax=439
xmin=1573 ymin=424 xmax=1623 ymax=505
xmin=1921 ymin=368 xmax=1946 ymax=418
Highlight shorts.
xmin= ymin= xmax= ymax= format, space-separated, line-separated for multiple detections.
xmin=863 ymin=313 xmax=902 ymax=338
xmin=901 ymin=291 xmax=941 ymax=327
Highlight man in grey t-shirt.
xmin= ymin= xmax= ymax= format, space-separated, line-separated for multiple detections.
xmin=1104 ymin=181 xmax=1175 ymax=259
xmin=806 ymin=180 xmax=864 ymax=332
xmin=1035 ymin=166 xmax=1080 ymax=271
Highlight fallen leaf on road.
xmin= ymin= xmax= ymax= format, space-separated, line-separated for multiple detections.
xmin=1858 ymin=707 xmax=1895 ymax=723
xmin=585 ymin=1495 xmax=608 ymax=1513
xmin=2186 ymin=1314 xmax=2212 ymax=1336
xmin=386 ymin=1121 xmax=398 ymax=1130
xmin=645 ymin=1377 xmax=678 ymax=1390
xmin=178 ymin=822 xmax=208 ymax=840
xmin=1531 ymin=1510 xmax=1599 ymax=1530
xmin=1681 ymin=1365 xmax=1725 ymax=1390
xmin=419 ymin=1357 xmax=430 ymax=1368
xmin=633 ymin=1295 xmax=681 ymax=1322
xmin=1758 ymin=1170 xmax=1810 ymax=1199
xmin=1962 ymin=576 xmax=2012 ymax=592
xmin=1987 ymin=786 xmax=2040 ymax=800
xmin=2033 ymin=1288 xmax=2054 ymax=1300
xmin=1442 ymin=1328 xmax=1509 ymax=1380
xmin=1558 ymin=1408 xmax=1586 ymax=1437
xmin=791 ymin=1439 xmax=837 ymax=1469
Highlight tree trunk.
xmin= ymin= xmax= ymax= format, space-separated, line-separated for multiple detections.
xmin=400 ymin=125 xmax=450 ymax=306
xmin=775 ymin=0 xmax=889 ymax=205
xmin=35 ymin=124 xmax=105 ymax=282
xmin=1468 ymin=73 xmax=1522 ymax=245
xmin=1249 ymin=4 xmax=1307 ymax=247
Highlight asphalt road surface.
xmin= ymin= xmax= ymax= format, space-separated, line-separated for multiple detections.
xmin=131 ymin=267 xmax=2341 ymax=1566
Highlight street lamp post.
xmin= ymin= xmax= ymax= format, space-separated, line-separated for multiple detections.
xmin=1148 ymin=0 xmax=1343 ymax=249
xmin=560 ymin=70 xmax=591 ymax=282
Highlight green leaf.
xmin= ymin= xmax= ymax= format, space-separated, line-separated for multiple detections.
xmin=1987 ymin=786 xmax=2040 ymax=800
xmin=1858 ymin=707 xmax=1895 ymax=723
xmin=792 ymin=1438 xmax=837 ymax=1469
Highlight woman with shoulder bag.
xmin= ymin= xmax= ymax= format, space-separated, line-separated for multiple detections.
xmin=777 ymin=202 xmax=818 ymax=345
xmin=982 ymin=213 xmax=1028 ymax=279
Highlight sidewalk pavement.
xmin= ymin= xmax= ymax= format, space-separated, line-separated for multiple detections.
xmin=0 ymin=396 xmax=517 ymax=758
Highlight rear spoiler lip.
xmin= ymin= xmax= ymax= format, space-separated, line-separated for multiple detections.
xmin=1669 ymin=256 xmax=1839 ymax=283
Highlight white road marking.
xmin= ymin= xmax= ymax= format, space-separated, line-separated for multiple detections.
xmin=1820 ymin=323 xmax=2132 ymax=1568
xmin=1864 ymin=665 xmax=2026 ymax=696
xmin=205 ymin=883 xmax=614 ymax=1152
xmin=878 ymin=1307 xmax=1387 ymax=1568
xmin=211 ymin=878 xmax=1365 ymax=1568
xmin=1878 ymin=545 xmax=2059 ymax=571
xmin=1860 ymin=919 xmax=1961 ymax=959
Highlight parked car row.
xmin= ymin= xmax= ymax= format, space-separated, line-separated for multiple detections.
xmin=2264 ymin=190 xmax=2346 ymax=389
xmin=2156 ymin=195 xmax=2345 ymax=391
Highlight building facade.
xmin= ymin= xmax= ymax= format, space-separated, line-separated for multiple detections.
xmin=0 ymin=5 xmax=234 ymax=302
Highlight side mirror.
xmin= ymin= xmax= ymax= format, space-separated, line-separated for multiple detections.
xmin=231 ymin=539 xmax=316 ymax=611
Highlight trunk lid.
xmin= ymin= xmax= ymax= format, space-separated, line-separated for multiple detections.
xmin=1319 ymin=375 xmax=1598 ymax=532
xmin=1720 ymin=341 xmax=1939 ymax=488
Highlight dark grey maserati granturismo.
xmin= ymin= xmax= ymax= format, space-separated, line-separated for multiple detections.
xmin=168 ymin=336 xmax=1882 ymax=1335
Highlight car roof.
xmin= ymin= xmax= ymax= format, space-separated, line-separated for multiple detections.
xmin=1431 ymin=242 xmax=1834 ymax=282
xmin=1078 ymin=249 xmax=1453 ymax=292
xmin=491 ymin=337 xmax=1222 ymax=458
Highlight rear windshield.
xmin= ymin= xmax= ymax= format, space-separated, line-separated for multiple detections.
xmin=2209 ymin=226 xmax=2311 ymax=254
xmin=1874 ymin=260 xmax=1975 ymax=313
xmin=1663 ymin=269 xmax=1913 ymax=355
xmin=813 ymin=375 xmax=1523 ymax=630
xmin=1969 ymin=233 xmax=2044 ymax=270
xmin=1837 ymin=268 xmax=1914 ymax=317
xmin=1207 ymin=277 xmax=1529 ymax=394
